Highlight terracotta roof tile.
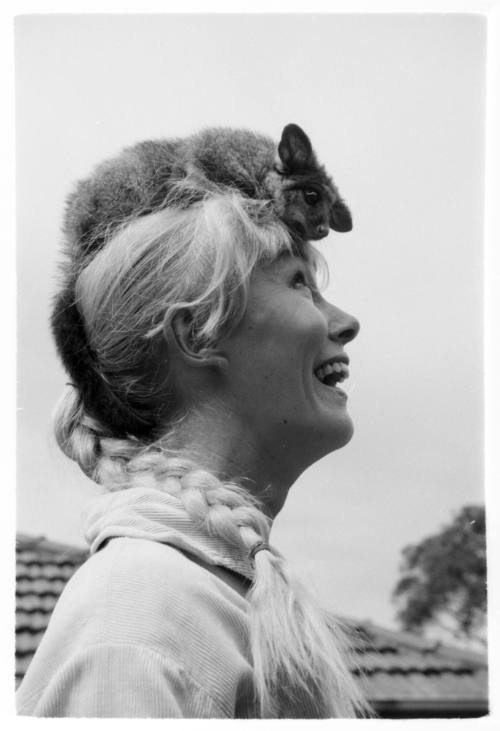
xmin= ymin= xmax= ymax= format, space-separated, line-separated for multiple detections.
xmin=16 ymin=594 xmax=58 ymax=613
xmin=16 ymin=653 xmax=34 ymax=679
xmin=354 ymin=648 xmax=468 ymax=673
xmin=16 ymin=576 xmax=70 ymax=597
xmin=16 ymin=610 xmax=50 ymax=632
xmin=17 ymin=562 xmax=79 ymax=581
xmin=16 ymin=628 xmax=46 ymax=656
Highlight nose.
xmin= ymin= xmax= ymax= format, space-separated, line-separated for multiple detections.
xmin=316 ymin=224 xmax=329 ymax=239
xmin=327 ymin=304 xmax=360 ymax=345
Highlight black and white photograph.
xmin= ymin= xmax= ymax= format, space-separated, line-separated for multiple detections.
xmin=13 ymin=8 xmax=495 ymax=722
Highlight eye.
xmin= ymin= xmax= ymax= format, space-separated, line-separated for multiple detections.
xmin=303 ymin=189 xmax=320 ymax=206
xmin=292 ymin=270 xmax=314 ymax=295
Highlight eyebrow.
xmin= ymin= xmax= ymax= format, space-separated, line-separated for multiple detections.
xmin=275 ymin=250 xmax=321 ymax=290
xmin=276 ymin=244 xmax=313 ymax=265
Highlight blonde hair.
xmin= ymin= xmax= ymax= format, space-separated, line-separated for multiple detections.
xmin=53 ymin=190 xmax=369 ymax=718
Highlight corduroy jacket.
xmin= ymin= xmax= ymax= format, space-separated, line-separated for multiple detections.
xmin=16 ymin=488 xmax=261 ymax=718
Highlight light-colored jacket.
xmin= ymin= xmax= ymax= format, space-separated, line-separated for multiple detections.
xmin=16 ymin=488 xmax=260 ymax=718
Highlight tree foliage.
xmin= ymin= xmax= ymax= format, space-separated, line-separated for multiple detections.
xmin=393 ymin=504 xmax=486 ymax=643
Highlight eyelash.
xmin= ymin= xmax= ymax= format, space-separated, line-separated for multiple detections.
xmin=293 ymin=270 xmax=314 ymax=293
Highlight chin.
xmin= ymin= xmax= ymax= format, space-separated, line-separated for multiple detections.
xmin=321 ymin=414 xmax=354 ymax=453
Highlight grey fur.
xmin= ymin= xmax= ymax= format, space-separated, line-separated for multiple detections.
xmin=63 ymin=124 xmax=352 ymax=269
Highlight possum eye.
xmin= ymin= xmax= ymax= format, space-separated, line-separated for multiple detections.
xmin=304 ymin=189 xmax=320 ymax=206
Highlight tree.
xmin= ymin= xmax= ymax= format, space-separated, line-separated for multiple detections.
xmin=393 ymin=504 xmax=486 ymax=646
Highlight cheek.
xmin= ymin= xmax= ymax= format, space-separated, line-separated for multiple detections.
xmin=308 ymin=201 xmax=330 ymax=227
xmin=288 ymin=304 xmax=329 ymax=349
xmin=227 ymin=289 xmax=329 ymax=395
xmin=282 ymin=191 xmax=306 ymax=225
xmin=321 ymin=200 xmax=331 ymax=222
xmin=251 ymin=307 xmax=327 ymax=385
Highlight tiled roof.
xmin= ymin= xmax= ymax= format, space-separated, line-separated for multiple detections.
xmin=16 ymin=534 xmax=88 ymax=685
xmin=15 ymin=534 xmax=488 ymax=717
xmin=347 ymin=621 xmax=488 ymax=716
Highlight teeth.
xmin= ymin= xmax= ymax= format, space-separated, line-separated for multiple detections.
xmin=315 ymin=361 xmax=349 ymax=384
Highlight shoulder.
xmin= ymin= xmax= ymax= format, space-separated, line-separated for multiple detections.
xmin=66 ymin=536 xmax=249 ymax=642
xmin=51 ymin=538 xmax=252 ymax=701
xmin=19 ymin=537 xmax=254 ymax=718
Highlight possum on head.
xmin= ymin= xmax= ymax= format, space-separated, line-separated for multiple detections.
xmin=62 ymin=124 xmax=352 ymax=268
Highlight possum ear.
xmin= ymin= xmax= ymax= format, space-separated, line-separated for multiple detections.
xmin=278 ymin=124 xmax=315 ymax=173
xmin=330 ymin=200 xmax=353 ymax=232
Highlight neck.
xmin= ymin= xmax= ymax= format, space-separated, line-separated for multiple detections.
xmin=165 ymin=399 xmax=305 ymax=520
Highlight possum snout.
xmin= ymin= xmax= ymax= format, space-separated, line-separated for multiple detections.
xmin=315 ymin=223 xmax=329 ymax=239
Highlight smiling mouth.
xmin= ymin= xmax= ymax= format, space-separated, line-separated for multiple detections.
xmin=314 ymin=361 xmax=349 ymax=388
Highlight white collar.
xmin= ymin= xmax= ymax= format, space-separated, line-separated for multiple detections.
xmin=83 ymin=487 xmax=256 ymax=581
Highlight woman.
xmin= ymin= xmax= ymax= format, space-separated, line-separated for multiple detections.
xmin=17 ymin=130 xmax=369 ymax=718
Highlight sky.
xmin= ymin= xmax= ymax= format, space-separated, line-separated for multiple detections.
xmin=16 ymin=13 xmax=486 ymax=632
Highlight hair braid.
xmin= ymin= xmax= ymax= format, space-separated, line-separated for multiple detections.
xmin=53 ymin=386 xmax=104 ymax=478
xmin=53 ymin=385 xmax=149 ymax=488
xmin=168 ymin=463 xmax=368 ymax=717
xmin=58 ymin=420 xmax=368 ymax=718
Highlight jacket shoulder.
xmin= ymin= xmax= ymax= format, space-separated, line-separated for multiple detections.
xmin=18 ymin=537 xmax=254 ymax=718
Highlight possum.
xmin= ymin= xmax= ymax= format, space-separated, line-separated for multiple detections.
xmin=63 ymin=123 xmax=352 ymax=265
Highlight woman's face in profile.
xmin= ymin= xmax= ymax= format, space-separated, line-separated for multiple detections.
xmin=220 ymin=251 xmax=360 ymax=468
